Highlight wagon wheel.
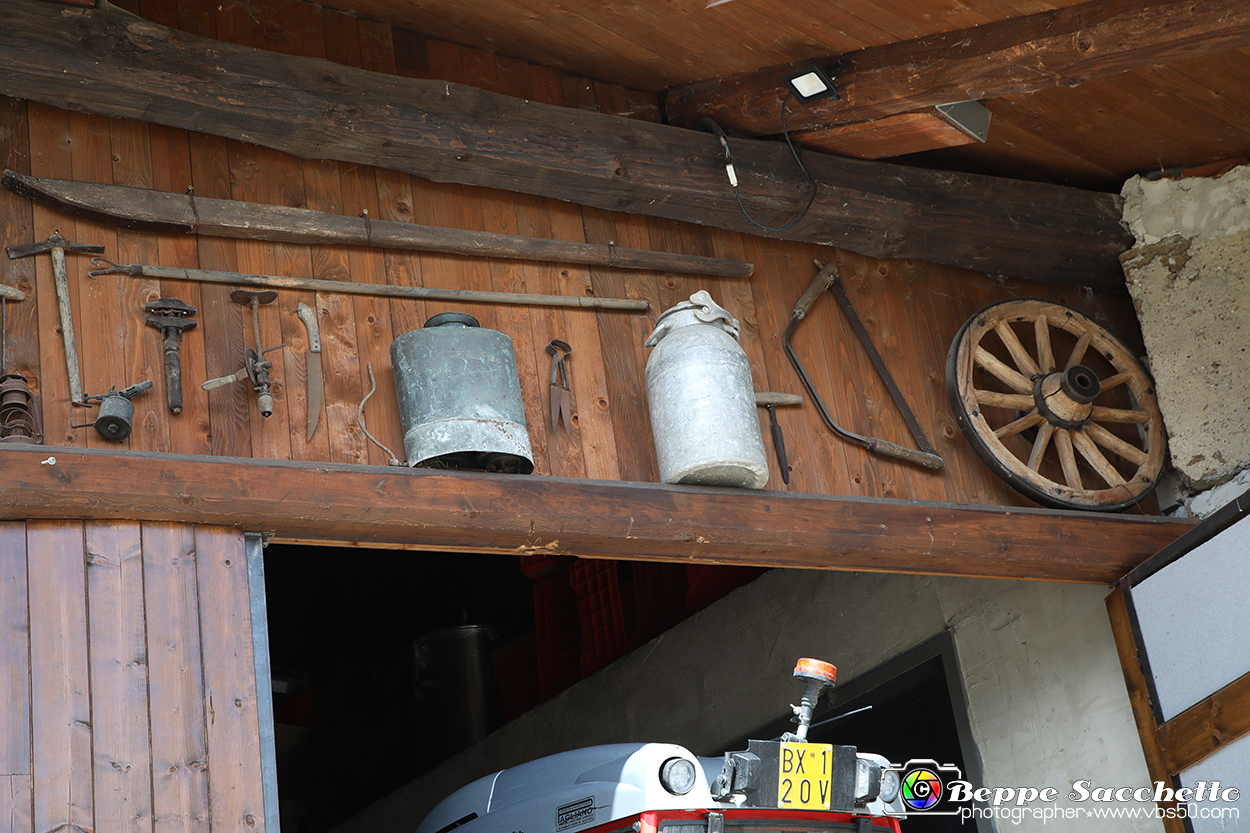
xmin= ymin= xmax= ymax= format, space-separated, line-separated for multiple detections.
xmin=946 ymin=299 xmax=1167 ymax=511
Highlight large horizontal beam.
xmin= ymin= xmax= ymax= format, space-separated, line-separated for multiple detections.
xmin=0 ymin=445 xmax=1193 ymax=583
xmin=665 ymin=0 xmax=1250 ymax=138
xmin=0 ymin=0 xmax=1131 ymax=289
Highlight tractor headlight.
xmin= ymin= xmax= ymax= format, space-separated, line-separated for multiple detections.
xmin=660 ymin=757 xmax=698 ymax=795
xmin=853 ymin=758 xmax=883 ymax=805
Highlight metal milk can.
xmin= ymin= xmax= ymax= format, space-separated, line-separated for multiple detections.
xmin=643 ymin=290 xmax=769 ymax=489
xmin=390 ymin=312 xmax=535 ymax=474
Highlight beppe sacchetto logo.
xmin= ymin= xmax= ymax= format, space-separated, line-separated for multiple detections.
xmin=889 ymin=760 xmax=964 ymax=815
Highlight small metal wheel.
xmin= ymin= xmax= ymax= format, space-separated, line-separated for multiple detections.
xmin=946 ymin=299 xmax=1167 ymax=511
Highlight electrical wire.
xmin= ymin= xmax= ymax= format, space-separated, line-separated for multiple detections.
xmin=706 ymin=91 xmax=819 ymax=232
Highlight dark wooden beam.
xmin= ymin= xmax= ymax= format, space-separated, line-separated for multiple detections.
xmin=0 ymin=0 xmax=1132 ymax=289
xmin=665 ymin=0 xmax=1250 ymax=138
xmin=0 ymin=445 xmax=1193 ymax=583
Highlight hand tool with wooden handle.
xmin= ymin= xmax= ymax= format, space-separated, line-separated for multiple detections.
xmin=783 ymin=261 xmax=943 ymax=470
xmin=0 ymin=283 xmax=27 ymax=377
xmin=296 ymin=302 xmax=323 ymax=441
xmin=6 ymin=231 xmax=105 ymax=405
xmin=755 ymin=391 xmax=802 ymax=484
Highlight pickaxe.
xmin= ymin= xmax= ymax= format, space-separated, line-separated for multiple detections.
xmin=6 ymin=231 xmax=105 ymax=405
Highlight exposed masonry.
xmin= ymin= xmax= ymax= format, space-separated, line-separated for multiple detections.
xmin=1120 ymin=166 xmax=1250 ymax=513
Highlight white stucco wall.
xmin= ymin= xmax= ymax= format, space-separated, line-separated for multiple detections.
xmin=342 ymin=568 xmax=1163 ymax=833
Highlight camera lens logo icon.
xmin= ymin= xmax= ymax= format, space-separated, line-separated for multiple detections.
xmin=900 ymin=767 xmax=944 ymax=811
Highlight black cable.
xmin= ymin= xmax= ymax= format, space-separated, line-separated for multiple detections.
xmin=702 ymin=91 xmax=819 ymax=233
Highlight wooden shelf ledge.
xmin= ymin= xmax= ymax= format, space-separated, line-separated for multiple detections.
xmin=0 ymin=445 xmax=1194 ymax=583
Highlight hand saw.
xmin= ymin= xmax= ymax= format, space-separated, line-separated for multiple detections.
xmin=783 ymin=261 xmax=943 ymax=470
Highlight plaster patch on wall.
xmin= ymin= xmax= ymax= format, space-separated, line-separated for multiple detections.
xmin=1121 ymin=169 xmax=1250 ymax=491
xmin=1121 ymin=166 xmax=1250 ymax=245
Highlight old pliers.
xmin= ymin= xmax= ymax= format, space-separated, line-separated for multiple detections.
xmin=546 ymin=339 xmax=573 ymax=432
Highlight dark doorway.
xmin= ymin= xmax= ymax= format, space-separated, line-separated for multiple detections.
xmin=262 ymin=545 xmax=536 ymax=832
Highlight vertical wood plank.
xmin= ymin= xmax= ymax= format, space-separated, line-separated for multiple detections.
xmin=138 ymin=0 xmax=208 ymax=456
xmin=85 ymin=521 xmax=154 ymax=833
xmin=311 ymin=9 xmax=372 ymax=466
xmin=26 ymin=104 xmax=79 ymax=447
xmin=142 ymin=523 xmax=210 ymax=833
xmin=194 ymin=525 xmax=265 ymax=833
xmin=0 ymin=97 xmax=39 ymax=445
xmin=27 ymin=520 xmax=94 ymax=833
xmin=0 ymin=777 xmax=32 ymax=833
xmin=0 ymin=523 xmax=32 ymax=833
xmin=108 ymin=116 xmax=167 ymax=453
xmin=187 ymin=131 xmax=252 ymax=459
xmin=325 ymin=12 xmax=403 ymax=466
xmin=458 ymin=47 xmax=551 ymax=475
xmin=495 ymin=56 xmax=586 ymax=479
xmin=67 ymin=110 xmax=126 ymax=451
xmin=527 ymin=65 xmax=618 ymax=481
xmin=147 ymin=122 xmax=213 ymax=456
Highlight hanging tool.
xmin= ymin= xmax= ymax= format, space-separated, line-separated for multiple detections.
xmin=202 ymin=289 xmax=278 ymax=418
xmin=88 ymin=257 xmax=649 ymax=312
xmin=0 ymin=283 xmax=26 ymax=380
xmin=72 ymin=380 xmax=154 ymax=441
xmin=754 ymin=391 xmax=802 ymax=485
xmin=0 ymin=283 xmax=39 ymax=443
xmin=3 ymin=169 xmax=755 ymax=279
xmin=6 ymin=231 xmax=105 ymax=405
xmin=783 ymin=261 xmax=943 ymax=470
xmin=546 ymin=339 xmax=572 ymax=432
xmin=296 ymin=302 xmax=323 ymax=441
xmin=144 ymin=297 xmax=197 ymax=414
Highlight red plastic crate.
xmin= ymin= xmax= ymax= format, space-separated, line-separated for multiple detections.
xmin=630 ymin=562 xmax=688 ymax=644
xmin=531 ymin=567 xmax=582 ymax=699
xmin=569 ymin=559 xmax=633 ymax=676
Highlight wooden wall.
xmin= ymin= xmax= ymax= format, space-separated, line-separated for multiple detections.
xmin=0 ymin=0 xmax=1150 ymax=511
xmin=0 ymin=521 xmax=266 ymax=833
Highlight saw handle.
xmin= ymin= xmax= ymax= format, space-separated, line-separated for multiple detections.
xmin=790 ymin=262 xmax=838 ymax=322
xmin=866 ymin=438 xmax=945 ymax=470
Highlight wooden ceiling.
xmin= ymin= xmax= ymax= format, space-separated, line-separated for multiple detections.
xmin=308 ymin=0 xmax=1250 ymax=191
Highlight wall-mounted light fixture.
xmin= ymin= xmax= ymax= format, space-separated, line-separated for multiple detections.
xmin=782 ymin=64 xmax=840 ymax=103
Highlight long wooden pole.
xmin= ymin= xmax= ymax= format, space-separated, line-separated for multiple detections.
xmin=2 ymin=170 xmax=753 ymax=279
xmin=88 ymin=258 xmax=650 ymax=311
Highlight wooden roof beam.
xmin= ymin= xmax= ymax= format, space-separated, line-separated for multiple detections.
xmin=665 ymin=0 xmax=1250 ymax=138
xmin=0 ymin=445 xmax=1194 ymax=583
xmin=0 ymin=0 xmax=1131 ymax=288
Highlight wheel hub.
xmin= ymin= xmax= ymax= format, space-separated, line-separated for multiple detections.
xmin=1034 ymin=365 xmax=1101 ymax=429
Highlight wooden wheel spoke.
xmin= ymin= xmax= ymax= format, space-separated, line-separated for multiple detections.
xmin=1086 ymin=422 xmax=1149 ymax=466
xmin=1099 ymin=369 xmax=1133 ymax=391
xmin=994 ymin=320 xmax=1041 ymax=378
xmin=995 ymin=410 xmax=1043 ymax=438
xmin=974 ymin=390 xmax=1034 ymax=411
xmin=1053 ymin=429 xmax=1083 ymax=491
xmin=974 ymin=346 xmax=1033 ymax=393
xmin=1071 ymin=430 xmax=1127 ymax=487
xmin=1034 ymin=315 xmax=1055 ymax=373
xmin=1065 ymin=331 xmax=1092 ymax=371
xmin=1090 ymin=405 xmax=1152 ymax=424
xmin=1027 ymin=422 xmax=1055 ymax=471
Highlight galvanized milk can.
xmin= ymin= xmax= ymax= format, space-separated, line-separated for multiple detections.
xmin=643 ymin=290 xmax=768 ymax=488
xmin=390 ymin=312 xmax=534 ymax=473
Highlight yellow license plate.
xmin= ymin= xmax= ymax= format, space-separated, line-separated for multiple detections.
xmin=777 ymin=742 xmax=833 ymax=810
